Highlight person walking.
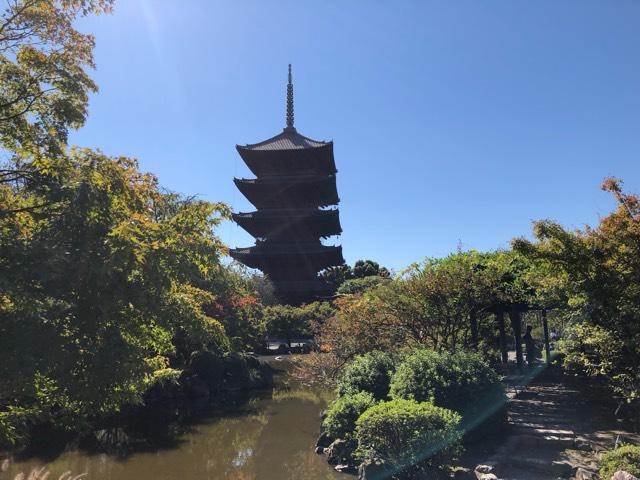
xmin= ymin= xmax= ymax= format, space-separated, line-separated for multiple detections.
xmin=523 ymin=325 xmax=537 ymax=365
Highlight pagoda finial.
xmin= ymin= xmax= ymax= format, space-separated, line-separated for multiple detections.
xmin=285 ymin=64 xmax=295 ymax=131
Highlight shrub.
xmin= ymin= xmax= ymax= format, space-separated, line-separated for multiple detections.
xmin=190 ymin=350 xmax=224 ymax=388
xmin=223 ymin=353 xmax=251 ymax=386
xmin=337 ymin=276 xmax=387 ymax=295
xmin=336 ymin=351 xmax=394 ymax=400
xmin=600 ymin=444 xmax=640 ymax=479
xmin=389 ymin=349 xmax=506 ymax=434
xmin=322 ymin=392 xmax=377 ymax=440
xmin=355 ymin=399 xmax=462 ymax=473
xmin=0 ymin=406 xmax=34 ymax=449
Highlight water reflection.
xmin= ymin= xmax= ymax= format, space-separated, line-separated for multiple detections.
xmin=2 ymin=378 xmax=341 ymax=480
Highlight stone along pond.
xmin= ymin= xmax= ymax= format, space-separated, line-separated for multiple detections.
xmin=2 ymin=360 xmax=342 ymax=480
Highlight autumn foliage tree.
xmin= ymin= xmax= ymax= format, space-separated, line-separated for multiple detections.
xmin=514 ymin=177 xmax=640 ymax=410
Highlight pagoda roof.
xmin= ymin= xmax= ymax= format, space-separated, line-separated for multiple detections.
xmin=234 ymin=175 xmax=338 ymax=209
xmin=232 ymin=208 xmax=342 ymax=239
xmin=237 ymin=128 xmax=331 ymax=152
xmin=229 ymin=243 xmax=344 ymax=270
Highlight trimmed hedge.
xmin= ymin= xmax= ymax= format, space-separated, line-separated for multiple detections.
xmin=355 ymin=399 xmax=462 ymax=472
xmin=389 ymin=349 xmax=506 ymax=434
xmin=323 ymin=392 xmax=377 ymax=440
xmin=336 ymin=351 xmax=394 ymax=400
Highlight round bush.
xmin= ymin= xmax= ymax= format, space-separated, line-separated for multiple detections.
xmin=355 ymin=399 xmax=462 ymax=472
xmin=600 ymin=444 xmax=640 ymax=479
xmin=389 ymin=349 xmax=506 ymax=434
xmin=336 ymin=351 xmax=394 ymax=400
xmin=322 ymin=391 xmax=377 ymax=440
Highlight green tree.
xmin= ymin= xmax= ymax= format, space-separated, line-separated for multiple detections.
xmin=0 ymin=0 xmax=112 ymax=159
xmin=513 ymin=177 xmax=640 ymax=409
xmin=0 ymin=149 xmax=231 ymax=444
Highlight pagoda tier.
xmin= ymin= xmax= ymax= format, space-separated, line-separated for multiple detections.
xmin=229 ymin=243 xmax=343 ymax=272
xmin=271 ymin=279 xmax=334 ymax=300
xmin=233 ymin=174 xmax=338 ymax=209
xmin=236 ymin=132 xmax=336 ymax=177
xmin=230 ymin=65 xmax=344 ymax=304
xmin=232 ymin=208 xmax=341 ymax=239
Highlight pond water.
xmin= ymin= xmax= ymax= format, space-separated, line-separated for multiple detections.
xmin=1 ymin=362 xmax=342 ymax=480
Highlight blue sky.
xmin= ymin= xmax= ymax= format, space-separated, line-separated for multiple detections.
xmin=73 ymin=1 xmax=640 ymax=271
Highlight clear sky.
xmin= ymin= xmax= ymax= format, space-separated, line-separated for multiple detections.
xmin=73 ymin=1 xmax=640 ymax=271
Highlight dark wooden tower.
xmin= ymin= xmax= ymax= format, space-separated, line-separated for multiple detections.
xmin=230 ymin=65 xmax=344 ymax=304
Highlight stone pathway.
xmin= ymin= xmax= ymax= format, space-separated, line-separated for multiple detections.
xmin=461 ymin=366 xmax=639 ymax=480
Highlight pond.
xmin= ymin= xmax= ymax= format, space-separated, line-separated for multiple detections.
xmin=1 ymin=361 xmax=342 ymax=480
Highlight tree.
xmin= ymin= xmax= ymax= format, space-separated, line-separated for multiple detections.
xmin=352 ymin=259 xmax=390 ymax=279
xmin=0 ymin=0 xmax=112 ymax=158
xmin=262 ymin=301 xmax=334 ymax=343
xmin=320 ymin=259 xmax=391 ymax=294
xmin=513 ymin=177 xmax=640 ymax=409
xmin=0 ymin=149 xmax=231 ymax=443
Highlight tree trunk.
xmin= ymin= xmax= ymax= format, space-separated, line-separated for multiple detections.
xmin=470 ymin=309 xmax=478 ymax=351
xmin=542 ymin=309 xmax=551 ymax=365
xmin=509 ymin=309 xmax=524 ymax=372
xmin=497 ymin=309 xmax=508 ymax=365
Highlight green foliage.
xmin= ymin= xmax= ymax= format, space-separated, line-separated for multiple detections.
xmin=599 ymin=445 xmax=640 ymax=479
xmin=222 ymin=353 xmax=251 ymax=385
xmin=389 ymin=349 xmax=506 ymax=433
xmin=0 ymin=149 xmax=233 ymax=447
xmin=191 ymin=350 xmax=224 ymax=388
xmin=337 ymin=275 xmax=387 ymax=295
xmin=320 ymin=260 xmax=390 ymax=293
xmin=336 ymin=351 xmax=394 ymax=400
xmin=0 ymin=0 xmax=113 ymax=159
xmin=0 ymin=406 xmax=33 ymax=449
xmin=355 ymin=399 xmax=462 ymax=472
xmin=322 ymin=392 xmax=377 ymax=440
xmin=352 ymin=260 xmax=390 ymax=279
xmin=514 ymin=178 xmax=640 ymax=408
xmin=262 ymin=301 xmax=334 ymax=339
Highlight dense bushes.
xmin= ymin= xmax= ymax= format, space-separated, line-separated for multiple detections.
xmin=319 ymin=347 xmax=506 ymax=475
xmin=355 ymin=399 xmax=462 ymax=472
xmin=599 ymin=445 xmax=640 ymax=479
xmin=190 ymin=351 xmax=225 ymax=388
xmin=389 ymin=349 xmax=506 ymax=433
xmin=336 ymin=351 xmax=394 ymax=400
xmin=323 ymin=392 xmax=377 ymax=440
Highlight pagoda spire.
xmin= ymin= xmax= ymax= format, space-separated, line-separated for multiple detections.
xmin=285 ymin=64 xmax=295 ymax=132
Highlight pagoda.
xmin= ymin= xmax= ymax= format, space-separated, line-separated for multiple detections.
xmin=230 ymin=65 xmax=344 ymax=304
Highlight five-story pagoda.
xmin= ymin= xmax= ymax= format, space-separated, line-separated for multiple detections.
xmin=230 ymin=65 xmax=344 ymax=304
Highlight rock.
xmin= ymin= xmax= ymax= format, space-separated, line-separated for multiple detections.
xmin=94 ymin=427 xmax=130 ymax=449
xmin=576 ymin=441 xmax=593 ymax=452
xmin=612 ymin=472 xmax=640 ymax=480
xmin=550 ymin=460 xmax=573 ymax=477
xmin=574 ymin=467 xmax=598 ymax=480
xmin=314 ymin=446 xmax=324 ymax=454
xmin=358 ymin=460 xmax=391 ymax=480
xmin=326 ymin=439 xmax=355 ymax=465
xmin=452 ymin=467 xmax=474 ymax=479
xmin=335 ymin=464 xmax=357 ymax=474
xmin=474 ymin=465 xmax=496 ymax=479
xmin=316 ymin=431 xmax=333 ymax=448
